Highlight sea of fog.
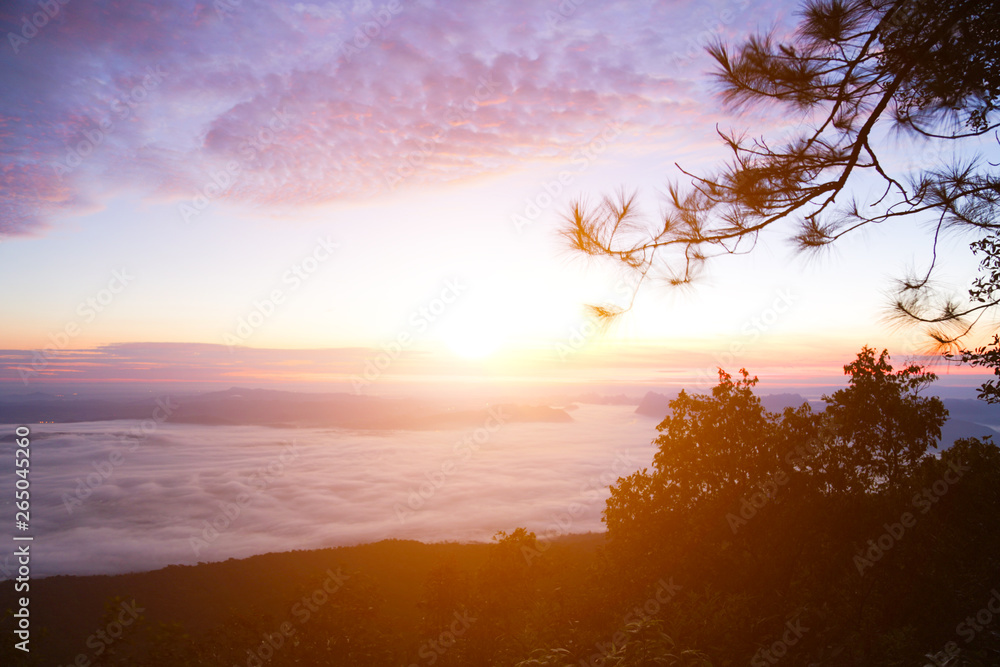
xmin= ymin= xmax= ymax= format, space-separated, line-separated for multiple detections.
xmin=0 ymin=404 xmax=656 ymax=577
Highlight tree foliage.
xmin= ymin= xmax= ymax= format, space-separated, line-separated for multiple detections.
xmin=606 ymin=347 xmax=944 ymax=546
xmin=562 ymin=0 xmax=1000 ymax=344
xmin=596 ymin=347 xmax=1000 ymax=665
xmin=821 ymin=345 xmax=947 ymax=492
xmin=950 ymin=234 xmax=1000 ymax=399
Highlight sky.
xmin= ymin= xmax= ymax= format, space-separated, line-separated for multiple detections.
xmin=1 ymin=0 xmax=996 ymax=393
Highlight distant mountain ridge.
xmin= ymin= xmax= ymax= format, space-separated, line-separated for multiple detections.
xmin=635 ymin=391 xmax=809 ymax=419
xmin=0 ymin=387 xmax=572 ymax=430
xmin=634 ymin=390 xmax=1000 ymax=447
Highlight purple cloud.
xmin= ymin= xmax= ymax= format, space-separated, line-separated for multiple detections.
xmin=0 ymin=0 xmax=755 ymax=234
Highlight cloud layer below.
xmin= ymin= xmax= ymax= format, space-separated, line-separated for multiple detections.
xmin=0 ymin=403 xmax=654 ymax=576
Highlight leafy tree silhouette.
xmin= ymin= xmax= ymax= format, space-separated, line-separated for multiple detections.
xmin=593 ymin=347 xmax=1000 ymax=665
xmin=606 ymin=348 xmax=944 ymax=539
xmin=821 ymin=345 xmax=946 ymax=493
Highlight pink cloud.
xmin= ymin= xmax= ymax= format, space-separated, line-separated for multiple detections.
xmin=0 ymin=0 xmax=756 ymax=234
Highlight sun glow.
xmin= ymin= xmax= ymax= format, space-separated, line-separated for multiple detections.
xmin=440 ymin=311 xmax=510 ymax=360
xmin=442 ymin=322 xmax=506 ymax=359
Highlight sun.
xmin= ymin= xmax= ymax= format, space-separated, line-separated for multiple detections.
xmin=441 ymin=317 xmax=506 ymax=360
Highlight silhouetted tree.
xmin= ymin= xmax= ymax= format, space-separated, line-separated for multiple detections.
xmin=595 ymin=348 xmax=1000 ymax=665
xmin=950 ymin=234 xmax=1000 ymax=400
xmin=821 ymin=346 xmax=947 ymax=492
xmin=561 ymin=0 xmax=999 ymax=347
